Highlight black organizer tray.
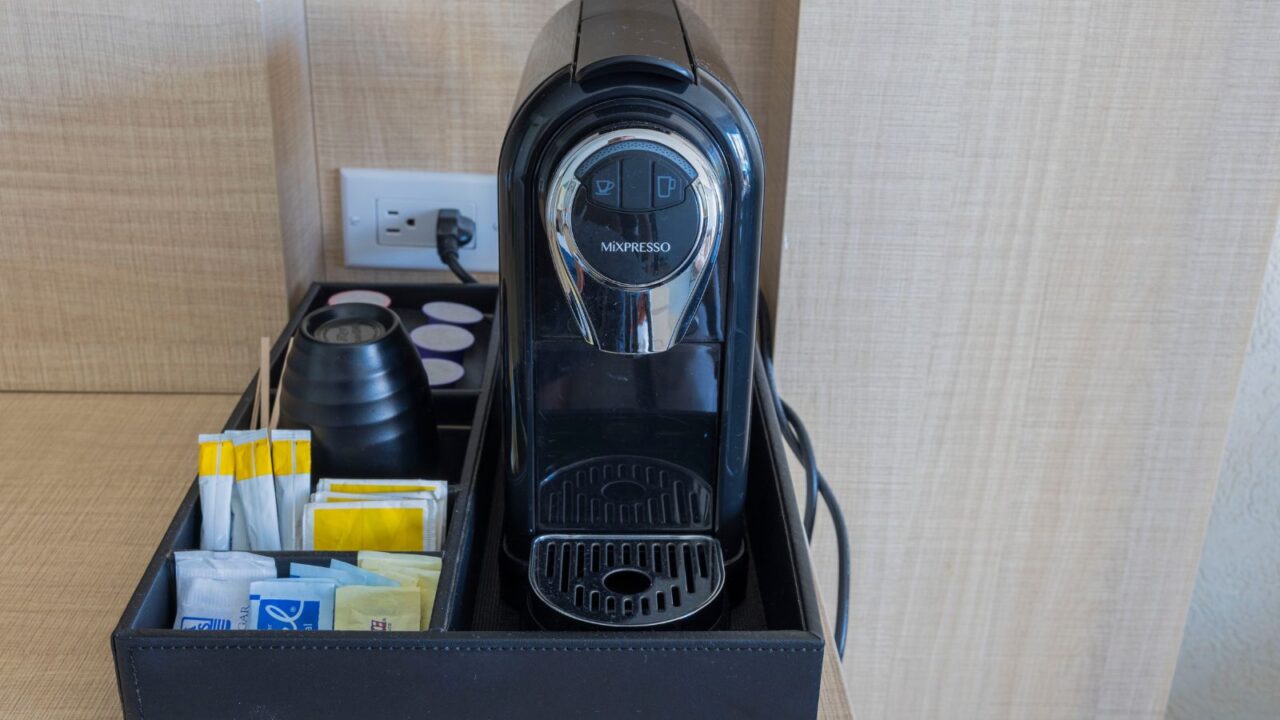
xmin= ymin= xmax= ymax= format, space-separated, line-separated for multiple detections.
xmin=112 ymin=283 xmax=825 ymax=720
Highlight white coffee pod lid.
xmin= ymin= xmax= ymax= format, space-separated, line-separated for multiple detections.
xmin=410 ymin=324 xmax=475 ymax=353
xmin=327 ymin=289 xmax=392 ymax=308
xmin=422 ymin=301 xmax=484 ymax=326
xmin=422 ymin=358 xmax=465 ymax=387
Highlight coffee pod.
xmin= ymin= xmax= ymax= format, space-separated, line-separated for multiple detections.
xmin=410 ymin=324 xmax=474 ymax=362
xmin=422 ymin=358 xmax=464 ymax=388
xmin=421 ymin=301 xmax=483 ymax=328
xmin=277 ymin=303 xmax=439 ymax=479
xmin=327 ymin=289 xmax=392 ymax=308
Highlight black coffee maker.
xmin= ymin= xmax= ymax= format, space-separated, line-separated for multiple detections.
xmin=498 ymin=0 xmax=763 ymax=629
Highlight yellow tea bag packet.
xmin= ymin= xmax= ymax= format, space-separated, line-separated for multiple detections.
xmin=302 ymin=499 xmax=441 ymax=552
xmin=334 ymin=586 xmax=421 ymax=631
xmin=357 ymin=553 xmax=442 ymax=628
xmin=228 ymin=429 xmax=281 ymax=551
xmin=315 ymin=480 xmax=449 ymax=540
xmin=197 ymin=434 xmax=234 ymax=550
xmin=317 ymin=478 xmax=447 ymax=498
xmin=270 ymin=430 xmax=311 ymax=551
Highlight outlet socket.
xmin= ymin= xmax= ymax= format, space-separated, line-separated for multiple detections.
xmin=341 ymin=169 xmax=498 ymax=272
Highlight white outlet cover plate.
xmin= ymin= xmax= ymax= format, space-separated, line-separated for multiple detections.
xmin=340 ymin=168 xmax=499 ymax=272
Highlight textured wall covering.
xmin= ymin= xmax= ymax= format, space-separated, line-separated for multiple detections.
xmin=1168 ymin=232 xmax=1280 ymax=719
xmin=775 ymin=0 xmax=1280 ymax=717
xmin=0 ymin=0 xmax=292 ymax=392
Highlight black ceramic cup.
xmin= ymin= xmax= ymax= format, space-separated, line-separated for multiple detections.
xmin=277 ymin=302 xmax=440 ymax=479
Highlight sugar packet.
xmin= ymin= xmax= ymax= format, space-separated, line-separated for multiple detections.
xmin=357 ymin=552 xmax=441 ymax=628
xmin=248 ymin=578 xmax=337 ymax=630
xmin=334 ymin=586 xmax=421 ymax=631
xmin=302 ymin=498 xmax=441 ymax=552
xmin=270 ymin=429 xmax=312 ymax=551
xmin=173 ymin=550 xmax=276 ymax=630
xmin=197 ymin=434 xmax=234 ymax=551
xmin=229 ymin=429 xmax=281 ymax=551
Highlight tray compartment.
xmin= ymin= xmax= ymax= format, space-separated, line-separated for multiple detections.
xmin=113 ymin=283 xmax=826 ymax=720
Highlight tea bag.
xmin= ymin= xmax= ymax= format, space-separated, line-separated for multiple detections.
xmin=197 ymin=434 xmax=234 ymax=551
xmin=302 ymin=498 xmax=441 ymax=552
xmin=228 ymin=429 xmax=281 ymax=551
xmin=313 ymin=479 xmax=448 ymax=541
xmin=248 ymin=578 xmax=337 ymax=630
xmin=173 ymin=550 xmax=276 ymax=630
xmin=316 ymin=478 xmax=447 ymax=499
xmin=270 ymin=429 xmax=312 ymax=551
xmin=334 ymin=586 xmax=421 ymax=631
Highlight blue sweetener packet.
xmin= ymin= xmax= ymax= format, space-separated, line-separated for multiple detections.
xmin=288 ymin=561 xmax=398 ymax=587
xmin=249 ymin=578 xmax=337 ymax=630
xmin=329 ymin=559 xmax=400 ymax=587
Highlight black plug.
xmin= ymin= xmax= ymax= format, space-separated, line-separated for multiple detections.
xmin=435 ymin=208 xmax=478 ymax=284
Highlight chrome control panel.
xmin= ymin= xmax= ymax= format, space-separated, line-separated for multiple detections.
xmin=543 ymin=127 xmax=723 ymax=354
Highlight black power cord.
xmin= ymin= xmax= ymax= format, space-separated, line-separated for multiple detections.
xmin=436 ymin=208 xmax=478 ymax=284
xmin=758 ymin=292 xmax=851 ymax=660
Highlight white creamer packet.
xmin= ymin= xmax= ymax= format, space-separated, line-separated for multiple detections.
xmin=248 ymin=578 xmax=337 ymax=630
xmin=228 ymin=429 xmax=281 ymax=551
xmin=197 ymin=434 xmax=234 ymax=551
xmin=270 ymin=429 xmax=312 ymax=551
xmin=173 ymin=550 xmax=276 ymax=630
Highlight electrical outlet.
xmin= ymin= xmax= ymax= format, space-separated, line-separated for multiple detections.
xmin=341 ymin=169 xmax=499 ymax=271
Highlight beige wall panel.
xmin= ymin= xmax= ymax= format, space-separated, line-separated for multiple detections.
xmin=775 ymin=1 xmax=1280 ymax=718
xmin=0 ymin=0 xmax=289 ymax=392
xmin=261 ymin=0 xmax=326 ymax=309
xmin=305 ymin=0 xmax=781 ymax=285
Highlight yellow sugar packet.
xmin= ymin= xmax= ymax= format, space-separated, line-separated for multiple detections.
xmin=334 ymin=586 xmax=421 ymax=631
xmin=270 ymin=430 xmax=312 ymax=551
xmin=228 ymin=429 xmax=281 ymax=551
xmin=197 ymin=434 xmax=234 ymax=550
xmin=357 ymin=555 xmax=441 ymax=628
xmin=302 ymin=499 xmax=441 ymax=552
xmin=356 ymin=550 xmax=443 ymax=571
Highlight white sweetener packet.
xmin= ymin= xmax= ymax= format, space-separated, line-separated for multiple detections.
xmin=249 ymin=578 xmax=337 ymax=630
xmin=197 ymin=434 xmax=234 ymax=551
xmin=173 ymin=550 xmax=277 ymax=630
xmin=270 ymin=429 xmax=312 ymax=551
xmin=228 ymin=429 xmax=281 ymax=551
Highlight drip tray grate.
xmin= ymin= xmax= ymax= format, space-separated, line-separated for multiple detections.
xmin=537 ymin=456 xmax=713 ymax=532
xmin=528 ymin=534 xmax=725 ymax=628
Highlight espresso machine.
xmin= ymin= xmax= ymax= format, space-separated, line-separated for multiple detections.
xmin=498 ymin=0 xmax=763 ymax=629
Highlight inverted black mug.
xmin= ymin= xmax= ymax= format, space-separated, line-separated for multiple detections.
xmin=277 ymin=302 xmax=440 ymax=479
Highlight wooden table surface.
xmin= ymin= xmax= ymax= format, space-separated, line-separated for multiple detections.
xmin=0 ymin=392 xmax=853 ymax=719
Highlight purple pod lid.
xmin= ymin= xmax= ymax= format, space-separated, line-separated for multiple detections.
xmin=410 ymin=324 xmax=475 ymax=358
xmin=422 ymin=358 xmax=465 ymax=387
xmin=421 ymin=301 xmax=483 ymax=326
xmin=327 ymin=289 xmax=392 ymax=308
